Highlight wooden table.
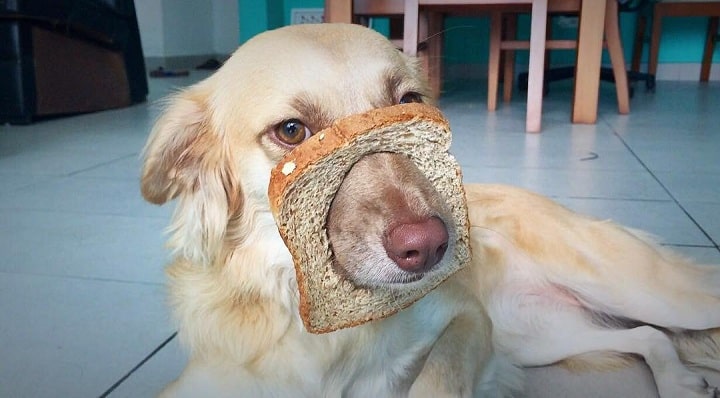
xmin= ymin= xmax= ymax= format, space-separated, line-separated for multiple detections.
xmin=324 ymin=0 xmax=607 ymax=125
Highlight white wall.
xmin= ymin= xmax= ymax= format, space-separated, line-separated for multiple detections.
xmin=212 ymin=0 xmax=240 ymax=55
xmin=135 ymin=0 xmax=239 ymax=59
xmin=161 ymin=1 xmax=214 ymax=56
xmin=135 ymin=1 xmax=165 ymax=57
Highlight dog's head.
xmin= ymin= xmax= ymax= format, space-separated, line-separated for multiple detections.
xmin=141 ymin=24 xmax=432 ymax=271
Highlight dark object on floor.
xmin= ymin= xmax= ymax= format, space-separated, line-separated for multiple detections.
xmin=0 ymin=0 xmax=148 ymax=125
xmin=149 ymin=67 xmax=190 ymax=78
xmin=196 ymin=58 xmax=223 ymax=70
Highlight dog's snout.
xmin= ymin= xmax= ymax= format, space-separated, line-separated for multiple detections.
xmin=384 ymin=217 xmax=449 ymax=273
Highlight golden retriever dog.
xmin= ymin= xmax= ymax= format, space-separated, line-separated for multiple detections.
xmin=141 ymin=23 xmax=720 ymax=397
xmin=141 ymin=23 xmax=519 ymax=397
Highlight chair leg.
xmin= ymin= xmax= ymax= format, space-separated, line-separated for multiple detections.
xmin=488 ymin=11 xmax=503 ymax=111
xmin=572 ymin=0 xmax=605 ymax=124
xmin=324 ymin=0 xmax=352 ymax=23
xmin=604 ymin=0 xmax=630 ymax=114
xmin=700 ymin=16 xmax=719 ymax=82
xmin=417 ymin=10 xmax=431 ymax=88
xmin=503 ymin=14 xmax=517 ymax=103
xmin=403 ymin=0 xmax=420 ymax=57
xmin=631 ymin=14 xmax=647 ymax=73
xmin=427 ymin=11 xmax=444 ymax=96
xmin=526 ymin=0 xmax=547 ymax=133
xmin=648 ymin=4 xmax=663 ymax=77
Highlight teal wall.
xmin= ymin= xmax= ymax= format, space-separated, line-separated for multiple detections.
xmin=237 ymin=1 xmax=719 ymax=66
xmin=238 ymin=0 xmax=286 ymax=43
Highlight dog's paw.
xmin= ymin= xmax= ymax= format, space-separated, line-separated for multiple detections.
xmin=657 ymin=370 xmax=718 ymax=398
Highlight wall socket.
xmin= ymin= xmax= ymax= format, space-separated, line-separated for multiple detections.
xmin=291 ymin=8 xmax=324 ymax=24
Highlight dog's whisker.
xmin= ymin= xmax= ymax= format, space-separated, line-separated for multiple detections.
xmin=420 ymin=25 xmax=483 ymax=44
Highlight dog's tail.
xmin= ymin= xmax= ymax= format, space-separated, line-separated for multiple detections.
xmin=671 ymin=328 xmax=720 ymax=371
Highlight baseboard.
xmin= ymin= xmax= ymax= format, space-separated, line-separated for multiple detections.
xmin=144 ymin=54 xmax=231 ymax=72
xmin=649 ymin=63 xmax=720 ymax=81
xmin=444 ymin=62 xmax=720 ymax=82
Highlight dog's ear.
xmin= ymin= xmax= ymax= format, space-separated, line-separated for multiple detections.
xmin=141 ymin=89 xmax=241 ymax=209
xmin=141 ymin=90 xmax=213 ymax=204
xmin=141 ymin=88 xmax=242 ymax=264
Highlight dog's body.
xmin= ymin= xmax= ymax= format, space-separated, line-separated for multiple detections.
xmin=141 ymin=23 xmax=720 ymax=397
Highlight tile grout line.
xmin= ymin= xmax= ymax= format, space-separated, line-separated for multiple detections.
xmin=0 ymin=269 xmax=165 ymax=287
xmin=0 ymin=206 xmax=171 ymax=220
xmin=98 ymin=332 xmax=178 ymax=398
xmin=661 ymin=243 xmax=718 ymax=249
xmin=608 ymin=126 xmax=720 ymax=251
xmin=66 ymin=152 xmax=140 ymax=177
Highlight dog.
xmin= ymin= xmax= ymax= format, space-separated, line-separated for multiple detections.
xmin=141 ymin=23 xmax=720 ymax=397
xmin=141 ymin=23 xmax=519 ymax=397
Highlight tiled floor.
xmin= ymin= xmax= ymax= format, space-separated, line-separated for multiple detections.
xmin=1 ymin=72 xmax=718 ymax=397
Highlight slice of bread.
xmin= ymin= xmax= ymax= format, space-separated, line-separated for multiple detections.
xmin=268 ymin=103 xmax=470 ymax=334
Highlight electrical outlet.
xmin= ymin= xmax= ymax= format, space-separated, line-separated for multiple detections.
xmin=291 ymin=8 xmax=324 ymax=24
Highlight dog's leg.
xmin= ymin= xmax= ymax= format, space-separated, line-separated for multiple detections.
xmin=409 ymin=313 xmax=492 ymax=398
xmin=562 ymin=242 xmax=720 ymax=332
xmin=507 ymin=320 xmax=718 ymax=398
xmin=409 ymin=304 xmax=522 ymax=398
xmin=466 ymin=185 xmax=720 ymax=332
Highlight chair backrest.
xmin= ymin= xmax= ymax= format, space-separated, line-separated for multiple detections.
xmin=353 ymin=0 xmax=404 ymax=16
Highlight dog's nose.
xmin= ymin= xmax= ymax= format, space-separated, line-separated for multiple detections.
xmin=384 ymin=217 xmax=449 ymax=273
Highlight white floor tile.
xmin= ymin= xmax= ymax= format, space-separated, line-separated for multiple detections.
xmin=0 ymin=209 xmax=170 ymax=283
xmin=73 ymin=154 xmax=145 ymax=180
xmin=653 ymin=171 xmax=720 ymax=203
xmin=0 ymin=176 xmax=172 ymax=218
xmin=0 ymin=273 xmax=174 ymax=398
xmin=0 ymin=148 xmax=137 ymax=177
xmin=556 ymin=198 xmax=712 ymax=246
xmin=682 ymin=202 xmax=720 ymax=247
xmin=0 ymin=173 xmax=56 ymax=193
xmin=461 ymin=167 xmax=670 ymax=201
xmin=626 ymin=144 xmax=720 ymax=173
xmin=107 ymin=336 xmax=187 ymax=398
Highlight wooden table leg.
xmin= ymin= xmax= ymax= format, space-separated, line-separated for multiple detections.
xmin=572 ymin=0 xmax=606 ymax=124
xmin=324 ymin=0 xmax=352 ymax=23
xmin=604 ymin=0 xmax=629 ymax=114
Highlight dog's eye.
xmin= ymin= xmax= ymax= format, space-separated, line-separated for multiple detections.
xmin=399 ymin=92 xmax=424 ymax=104
xmin=275 ymin=119 xmax=312 ymax=146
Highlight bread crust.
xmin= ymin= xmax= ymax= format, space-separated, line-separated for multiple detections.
xmin=268 ymin=103 xmax=448 ymax=214
xmin=268 ymin=103 xmax=469 ymax=333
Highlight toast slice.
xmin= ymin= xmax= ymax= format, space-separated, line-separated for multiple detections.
xmin=269 ymin=103 xmax=470 ymax=333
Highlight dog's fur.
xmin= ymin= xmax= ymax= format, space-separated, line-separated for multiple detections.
xmin=141 ymin=23 xmax=720 ymax=397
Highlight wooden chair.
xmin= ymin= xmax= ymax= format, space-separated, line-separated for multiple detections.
xmin=404 ymin=0 xmax=549 ymax=133
xmin=640 ymin=0 xmax=720 ymax=82
xmin=403 ymin=0 xmax=630 ymax=133
xmin=324 ymin=0 xmax=444 ymax=96
xmin=492 ymin=0 xmax=630 ymax=116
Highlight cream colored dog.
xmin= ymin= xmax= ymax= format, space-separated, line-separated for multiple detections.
xmin=141 ymin=23 xmax=720 ymax=397
xmin=142 ymin=23 xmax=519 ymax=397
